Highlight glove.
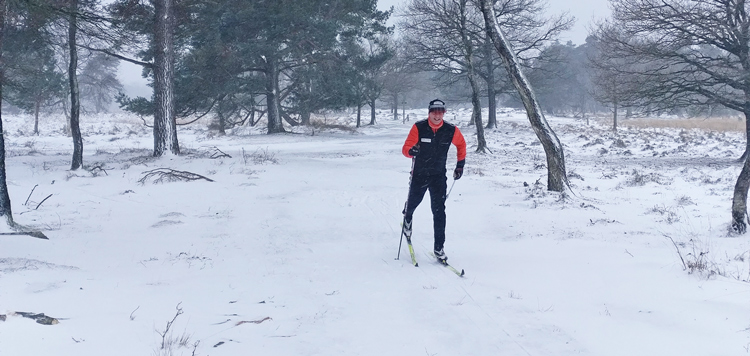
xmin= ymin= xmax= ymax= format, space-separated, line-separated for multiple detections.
xmin=453 ymin=160 xmax=465 ymax=180
xmin=408 ymin=145 xmax=420 ymax=157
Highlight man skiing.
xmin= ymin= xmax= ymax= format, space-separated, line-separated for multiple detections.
xmin=402 ymin=99 xmax=466 ymax=263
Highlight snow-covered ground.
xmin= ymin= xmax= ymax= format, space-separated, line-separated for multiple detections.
xmin=1 ymin=108 xmax=749 ymax=356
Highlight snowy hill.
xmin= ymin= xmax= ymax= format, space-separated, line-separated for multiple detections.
xmin=1 ymin=109 xmax=748 ymax=355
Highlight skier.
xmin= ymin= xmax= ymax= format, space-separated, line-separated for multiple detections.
xmin=402 ymin=99 xmax=466 ymax=262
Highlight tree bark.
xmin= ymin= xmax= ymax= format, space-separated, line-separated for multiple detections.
xmin=469 ymin=75 xmax=486 ymax=152
xmin=731 ymin=109 xmax=750 ymax=233
xmin=480 ymin=0 xmax=570 ymax=192
xmin=265 ymin=58 xmax=284 ymax=134
xmin=34 ymin=100 xmax=40 ymax=135
xmin=300 ymin=111 xmax=311 ymax=126
xmin=393 ymin=92 xmax=398 ymax=121
xmin=356 ymin=104 xmax=362 ymax=128
xmin=369 ymin=98 xmax=377 ymax=125
xmin=0 ymin=0 xmax=13 ymax=226
xmin=217 ymin=110 xmax=226 ymax=136
xmin=152 ymin=0 xmax=179 ymax=156
xmin=215 ymin=94 xmax=226 ymax=135
xmin=69 ymin=0 xmax=83 ymax=170
xmin=484 ymin=38 xmax=497 ymax=129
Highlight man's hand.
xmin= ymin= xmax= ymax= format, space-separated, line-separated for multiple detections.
xmin=453 ymin=159 xmax=465 ymax=180
xmin=408 ymin=145 xmax=420 ymax=157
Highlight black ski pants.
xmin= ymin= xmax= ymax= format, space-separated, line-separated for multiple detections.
xmin=403 ymin=173 xmax=447 ymax=251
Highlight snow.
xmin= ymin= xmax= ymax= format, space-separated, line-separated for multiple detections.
xmin=1 ymin=109 xmax=749 ymax=355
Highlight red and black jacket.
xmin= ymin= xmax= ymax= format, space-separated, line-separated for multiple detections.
xmin=402 ymin=119 xmax=466 ymax=176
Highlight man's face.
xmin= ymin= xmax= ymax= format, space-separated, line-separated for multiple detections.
xmin=428 ymin=110 xmax=445 ymax=125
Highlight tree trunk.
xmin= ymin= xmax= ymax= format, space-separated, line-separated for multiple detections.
xmin=369 ymin=98 xmax=377 ymax=125
xmin=484 ymin=38 xmax=497 ymax=129
xmin=300 ymin=91 xmax=311 ymax=126
xmin=480 ymin=0 xmax=570 ymax=192
xmin=469 ymin=76 xmax=486 ymax=152
xmin=34 ymin=100 xmax=40 ymax=135
xmin=215 ymin=94 xmax=226 ymax=135
xmin=265 ymin=58 xmax=284 ymax=134
xmin=459 ymin=0 xmax=486 ymax=152
xmin=356 ymin=104 xmax=362 ymax=128
xmin=393 ymin=93 xmax=398 ymax=121
xmin=613 ymin=99 xmax=618 ymax=133
xmin=731 ymin=109 xmax=750 ymax=233
xmin=300 ymin=111 xmax=311 ymax=126
xmin=217 ymin=110 xmax=226 ymax=136
xmin=152 ymin=0 xmax=179 ymax=156
xmin=69 ymin=0 xmax=83 ymax=170
xmin=0 ymin=0 xmax=13 ymax=226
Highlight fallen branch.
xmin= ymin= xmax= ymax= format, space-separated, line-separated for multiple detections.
xmin=24 ymin=184 xmax=38 ymax=206
xmin=35 ymin=194 xmax=53 ymax=210
xmin=138 ymin=168 xmax=215 ymax=185
xmin=85 ymin=164 xmax=108 ymax=176
xmin=209 ymin=147 xmax=232 ymax=159
xmin=235 ymin=317 xmax=272 ymax=326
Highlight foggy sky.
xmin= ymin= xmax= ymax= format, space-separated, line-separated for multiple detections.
xmin=378 ymin=0 xmax=611 ymax=45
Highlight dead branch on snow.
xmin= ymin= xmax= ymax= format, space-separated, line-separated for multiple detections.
xmin=138 ymin=168 xmax=215 ymax=185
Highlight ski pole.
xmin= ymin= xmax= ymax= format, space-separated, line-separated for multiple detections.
xmin=397 ymin=157 xmax=416 ymax=260
xmin=445 ymin=178 xmax=456 ymax=201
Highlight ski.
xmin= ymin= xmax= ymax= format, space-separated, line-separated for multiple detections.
xmin=431 ymin=253 xmax=464 ymax=277
xmin=406 ymin=236 xmax=418 ymax=267
xmin=439 ymin=260 xmax=465 ymax=277
xmin=398 ymin=219 xmax=419 ymax=267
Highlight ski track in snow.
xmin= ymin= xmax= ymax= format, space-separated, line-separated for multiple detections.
xmin=0 ymin=109 xmax=749 ymax=355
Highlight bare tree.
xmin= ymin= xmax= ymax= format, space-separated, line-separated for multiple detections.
xmin=476 ymin=0 xmax=573 ymax=128
xmin=400 ymin=0 xmax=487 ymax=151
xmin=592 ymin=0 xmax=750 ymax=232
xmin=381 ymin=44 xmax=418 ymax=122
xmin=480 ymin=0 xmax=570 ymax=192
xmin=401 ymin=0 xmax=571 ymax=143
xmin=588 ymin=34 xmax=641 ymax=133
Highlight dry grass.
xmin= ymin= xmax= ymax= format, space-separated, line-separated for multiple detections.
xmin=595 ymin=117 xmax=746 ymax=132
